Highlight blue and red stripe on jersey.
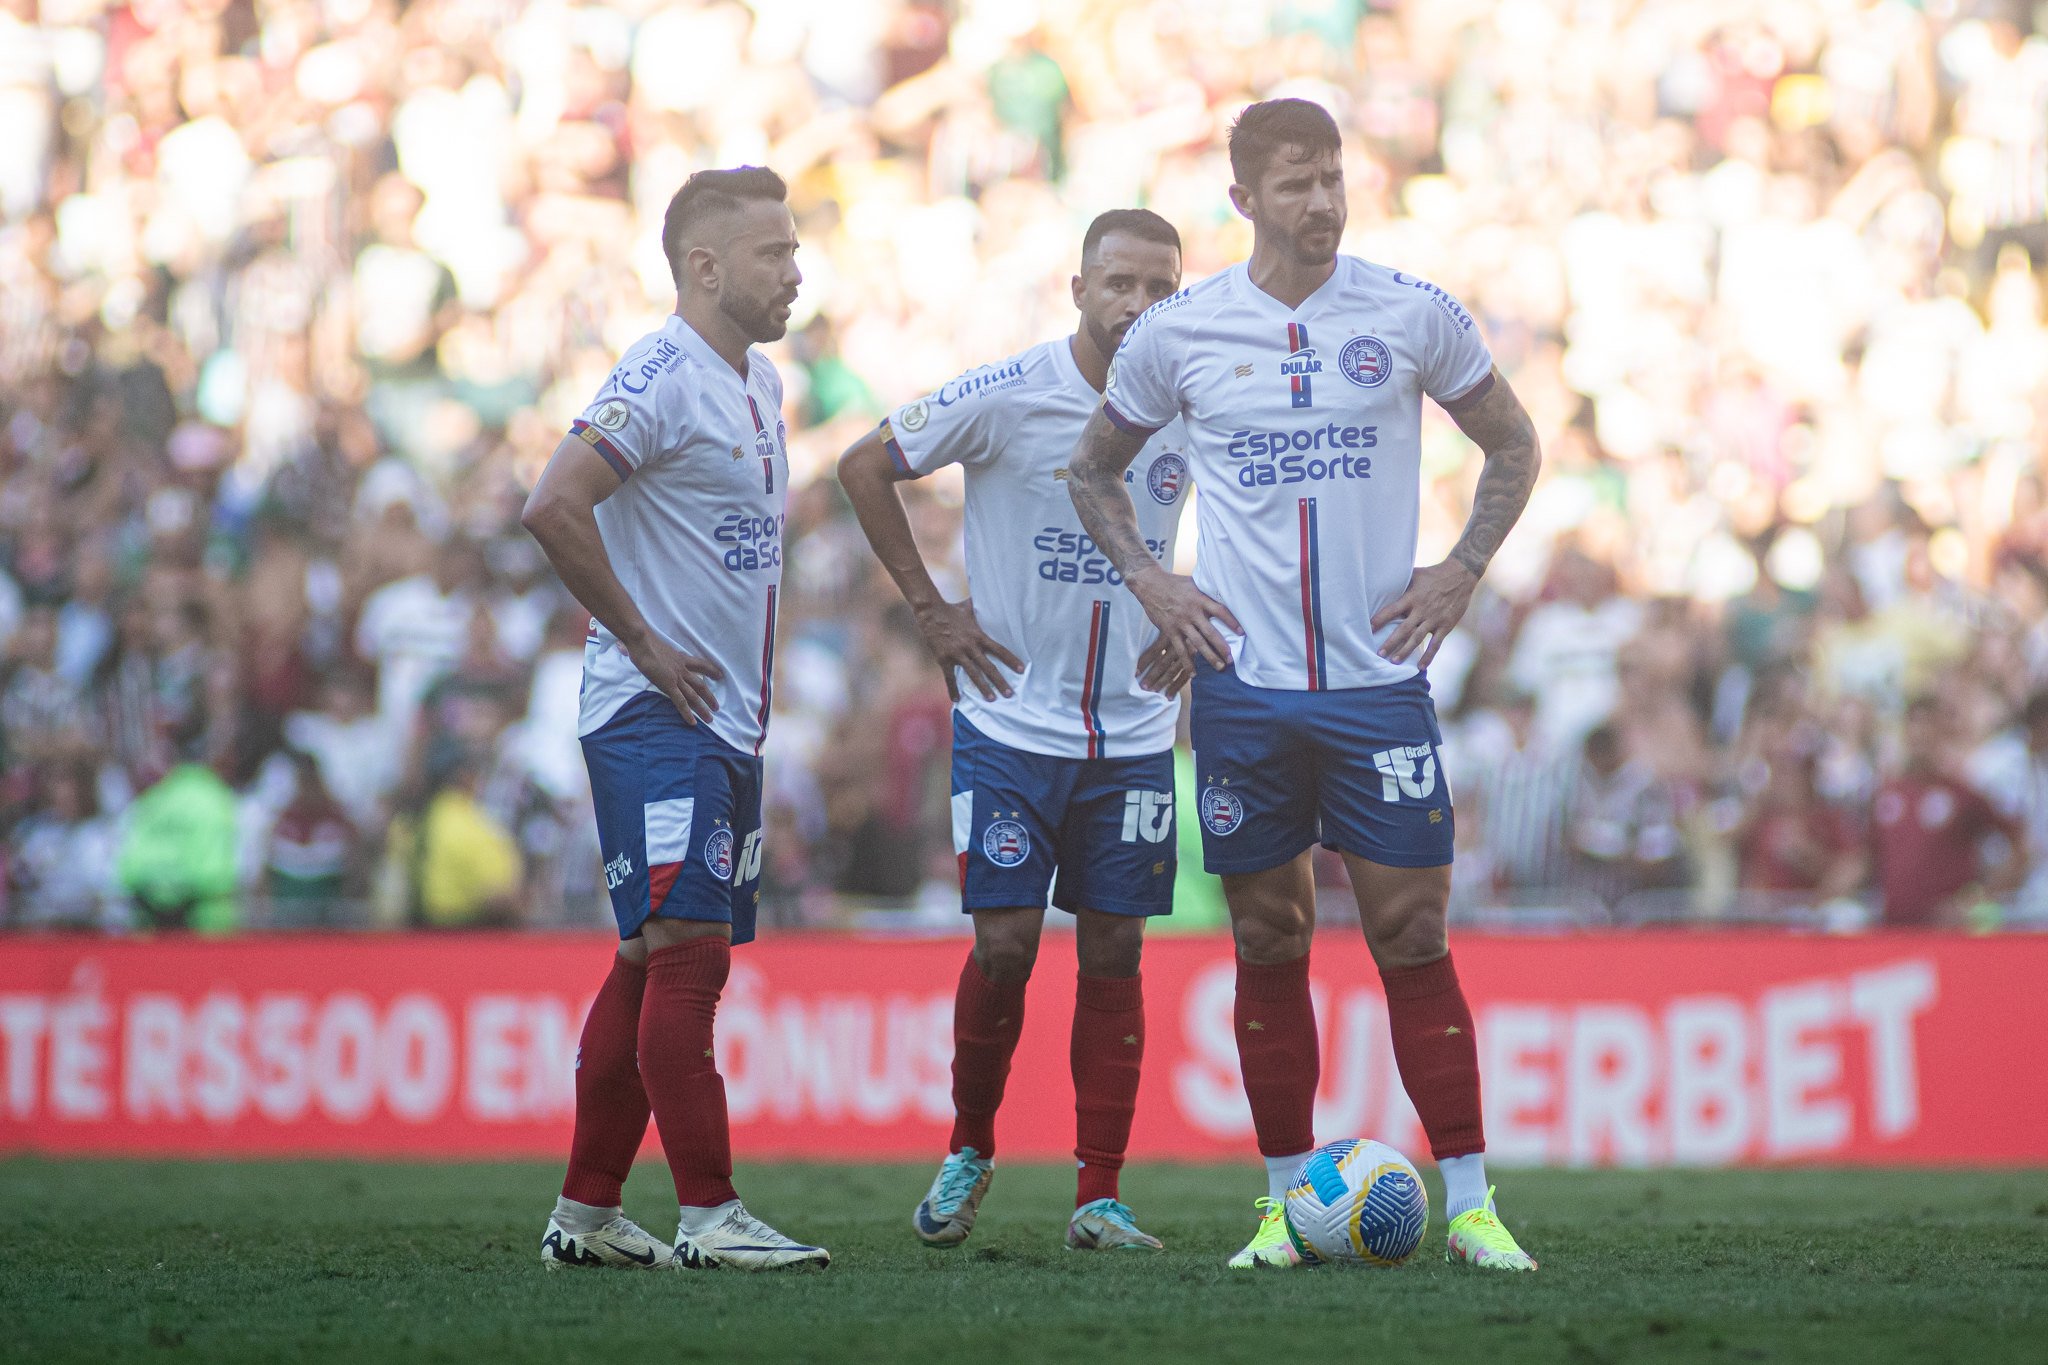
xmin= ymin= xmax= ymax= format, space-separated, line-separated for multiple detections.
xmin=1101 ymin=399 xmax=1161 ymax=436
xmin=754 ymin=585 xmax=778 ymax=755
xmin=1298 ymin=497 xmax=1328 ymax=690
xmin=570 ymin=420 xmax=634 ymax=482
xmin=1079 ymin=599 xmax=1112 ymax=758
xmin=746 ymin=395 xmax=776 ymax=494
xmin=1287 ymin=323 xmax=1314 ymax=410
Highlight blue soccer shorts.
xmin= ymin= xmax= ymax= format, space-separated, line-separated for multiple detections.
xmin=580 ymin=692 xmax=764 ymax=943
xmin=950 ymin=713 xmax=1177 ymax=917
xmin=1188 ymin=664 xmax=1453 ymax=875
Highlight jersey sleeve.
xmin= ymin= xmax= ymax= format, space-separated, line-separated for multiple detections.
xmin=879 ymin=372 xmax=1009 ymax=478
xmin=1102 ymin=303 xmax=1181 ymax=435
xmin=1418 ymin=285 xmax=1495 ymax=411
xmin=569 ymin=370 xmax=689 ymax=481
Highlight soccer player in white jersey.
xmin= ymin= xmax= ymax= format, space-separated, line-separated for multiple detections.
xmin=521 ymin=167 xmax=828 ymax=1272
xmin=837 ymin=211 xmax=1191 ymax=1252
xmin=1065 ymin=100 xmax=1544 ymax=1271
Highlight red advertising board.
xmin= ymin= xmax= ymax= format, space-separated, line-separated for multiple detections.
xmin=0 ymin=933 xmax=2039 ymax=1165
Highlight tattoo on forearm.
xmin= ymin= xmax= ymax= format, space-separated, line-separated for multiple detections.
xmin=1066 ymin=409 xmax=1158 ymax=582
xmin=1446 ymin=376 xmax=1541 ymax=579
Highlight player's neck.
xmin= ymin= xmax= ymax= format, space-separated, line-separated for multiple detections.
xmin=674 ymin=299 xmax=751 ymax=377
xmin=1246 ymin=244 xmax=1336 ymax=311
xmin=1067 ymin=329 xmax=1109 ymax=392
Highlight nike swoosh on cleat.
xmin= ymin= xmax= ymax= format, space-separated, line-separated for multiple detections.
xmin=607 ymin=1242 xmax=659 ymax=1266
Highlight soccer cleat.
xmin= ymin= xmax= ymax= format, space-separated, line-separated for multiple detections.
xmin=674 ymin=1202 xmax=831 ymax=1271
xmin=540 ymin=1214 xmax=677 ymax=1270
xmin=1225 ymin=1197 xmax=1303 ymax=1269
xmin=912 ymin=1147 xmax=994 ymax=1248
xmin=1065 ymin=1198 xmax=1164 ymax=1251
xmin=1444 ymin=1187 xmax=1537 ymax=1272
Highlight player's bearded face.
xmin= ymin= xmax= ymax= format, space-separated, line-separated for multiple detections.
xmin=715 ymin=203 xmax=804 ymax=344
xmin=1249 ymin=146 xmax=1346 ymax=266
xmin=1075 ymin=234 xmax=1182 ymax=359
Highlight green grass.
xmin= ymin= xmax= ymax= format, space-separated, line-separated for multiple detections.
xmin=3 ymin=1160 xmax=2045 ymax=1364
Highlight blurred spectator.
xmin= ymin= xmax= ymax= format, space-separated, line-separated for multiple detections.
xmin=7 ymin=761 xmax=120 ymax=930
xmin=117 ymin=763 xmax=241 ymax=933
xmin=388 ymin=746 xmax=524 ymax=929
xmin=1565 ymin=723 xmax=1685 ymax=912
xmin=1971 ymin=687 xmax=2048 ymax=926
xmin=1734 ymin=742 xmax=1864 ymax=905
xmin=261 ymin=751 xmax=361 ymax=929
xmin=1453 ymin=687 xmax=1575 ymax=896
xmin=1872 ymin=696 xmax=2023 ymax=928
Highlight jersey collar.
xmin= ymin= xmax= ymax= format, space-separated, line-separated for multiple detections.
xmin=1051 ymin=334 xmax=1102 ymax=402
xmin=667 ymin=313 xmax=751 ymax=387
xmin=1230 ymin=257 xmax=1347 ymax=315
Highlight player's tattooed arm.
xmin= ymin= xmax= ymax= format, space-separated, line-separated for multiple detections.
xmin=837 ymin=426 xmax=1022 ymax=703
xmin=1067 ymin=407 xmax=1240 ymax=680
xmin=1375 ymin=368 xmax=1541 ymax=667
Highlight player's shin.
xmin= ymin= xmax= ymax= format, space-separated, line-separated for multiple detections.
xmin=949 ymin=951 xmax=1028 ymax=1158
xmin=638 ymin=938 xmax=738 ymax=1209
xmin=1379 ymin=952 xmax=1488 ymax=1216
xmin=560 ymin=952 xmax=651 ymax=1213
xmin=1234 ymin=952 xmax=1320 ymax=1179
xmin=1071 ymin=972 xmax=1143 ymax=1206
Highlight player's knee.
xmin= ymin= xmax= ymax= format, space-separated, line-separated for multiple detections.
xmin=1075 ymin=913 xmax=1144 ymax=977
xmin=972 ymin=912 xmax=1042 ymax=983
xmin=1230 ymin=902 xmax=1313 ymax=964
xmin=1362 ymin=894 xmax=1448 ymax=968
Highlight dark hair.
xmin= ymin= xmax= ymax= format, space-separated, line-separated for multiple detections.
xmin=660 ymin=166 xmax=789 ymax=284
xmin=1081 ymin=209 xmax=1181 ymax=267
xmin=1228 ymin=98 xmax=1342 ymax=187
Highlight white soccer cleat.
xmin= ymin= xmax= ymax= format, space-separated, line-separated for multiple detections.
xmin=912 ymin=1147 xmax=994 ymax=1248
xmin=540 ymin=1214 xmax=677 ymax=1270
xmin=674 ymin=1202 xmax=831 ymax=1271
xmin=1065 ymin=1198 xmax=1163 ymax=1251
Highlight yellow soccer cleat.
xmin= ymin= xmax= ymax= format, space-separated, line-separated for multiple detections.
xmin=1226 ymin=1197 xmax=1305 ymax=1269
xmin=1444 ymin=1187 xmax=1536 ymax=1272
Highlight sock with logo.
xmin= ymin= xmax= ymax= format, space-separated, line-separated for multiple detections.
xmin=560 ymin=952 xmax=650 ymax=1208
xmin=949 ymin=951 xmax=1029 ymax=1160
xmin=1072 ymin=972 xmax=1144 ymax=1207
xmin=1380 ymin=952 xmax=1485 ymax=1162
xmin=1234 ymin=952 xmax=1319 ymax=1160
xmin=638 ymin=938 xmax=739 ymax=1208
xmin=1437 ymin=1152 xmax=1491 ymax=1221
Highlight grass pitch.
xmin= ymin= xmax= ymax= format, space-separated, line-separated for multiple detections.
xmin=3 ymin=1160 xmax=2044 ymax=1364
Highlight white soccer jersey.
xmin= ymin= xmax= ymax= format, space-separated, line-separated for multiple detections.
xmin=883 ymin=338 xmax=1192 ymax=758
xmin=568 ymin=314 xmax=787 ymax=754
xmin=1102 ymin=256 xmax=1494 ymax=692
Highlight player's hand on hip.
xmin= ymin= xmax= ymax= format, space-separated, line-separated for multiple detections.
xmin=914 ymin=597 xmax=1022 ymax=703
xmin=626 ymin=634 xmax=725 ymax=724
xmin=1129 ymin=567 xmax=1240 ymax=672
xmin=1136 ymin=634 xmax=1192 ymax=695
xmin=1374 ymin=558 xmax=1479 ymax=668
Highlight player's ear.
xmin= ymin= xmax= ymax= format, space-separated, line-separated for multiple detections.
xmin=1071 ymin=273 xmax=1085 ymax=307
xmin=684 ymin=242 xmax=721 ymax=294
xmin=1227 ymin=183 xmax=1255 ymax=221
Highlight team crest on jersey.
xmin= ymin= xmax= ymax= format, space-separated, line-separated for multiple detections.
xmin=1282 ymin=323 xmax=1317 ymax=408
xmin=704 ymin=828 xmax=735 ymax=881
xmin=1146 ymin=452 xmax=1188 ymax=504
xmin=1339 ymin=335 xmax=1392 ymax=388
xmin=983 ymin=820 xmax=1031 ymax=867
xmin=898 ymin=400 xmax=930 ymax=432
xmin=594 ymin=399 xmax=631 ymax=430
xmin=1200 ymin=785 xmax=1244 ymax=836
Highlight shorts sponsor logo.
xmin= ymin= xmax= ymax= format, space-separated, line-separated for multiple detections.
xmin=1146 ymin=452 xmax=1188 ymax=505
xmin=594 ymin=400 xmax=631 ymax=430
xmin=604 ymin=852 xmax=632 ymax=889
xmin=735 ymin=829 xmax=765 ymax=885
xmin=1121 ymin=791 xmax=1175 ymax=843
xmin=1200 ymin=786 xmax=1244 ymax=836
xmin=983 ymin=820 xmax=1031 ymax=867
xmin=1338 ymin=336 xmax=1392 ymax=388
xmin=898 ymin=400 xmax=930 ymax=432
xmin=1371 ymin=745 xmax=1439 ymax=802
xmin=705 ymin=828 xmax=736 ymax=881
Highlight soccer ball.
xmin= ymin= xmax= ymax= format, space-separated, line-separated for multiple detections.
xmin=1282 ymin=1138 xmax=1429 ymax=1267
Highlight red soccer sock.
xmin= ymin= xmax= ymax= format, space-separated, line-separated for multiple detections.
xmin=948 ymin=952 xmax=1028 ymax=1160
xmin=560 ymin=952 xmax=651 ymax=1207
xmin=1072 ymin=972 xmax=1144 ymax=1207
xmin=1381 ymin=952 xmax=1485 ymax=1159
xmin=1234 ymin=953 xmax=1319 ymax=1158
xmin=638 ymin=938 xmax=739 ymax=1208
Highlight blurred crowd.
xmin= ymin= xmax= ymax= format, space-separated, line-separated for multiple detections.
xmin=2 ymin=0 xmax=2047 ymax=933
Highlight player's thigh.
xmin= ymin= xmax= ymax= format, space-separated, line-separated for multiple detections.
xmin=1050 ymin=746 xmax=1176 ymax=923
xmin=1339 ymin=852 xmax=1451 ymax=969
xmin=1311 ymin=675 xmax=1455 ymax=875
xmin=1188 ymin=665 xmax=1319 ymax=876
xmin=952 ymin=714 xmax=1069 ymax=916
xmin=1220 ymin=852 xmax=1317 ymax=964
